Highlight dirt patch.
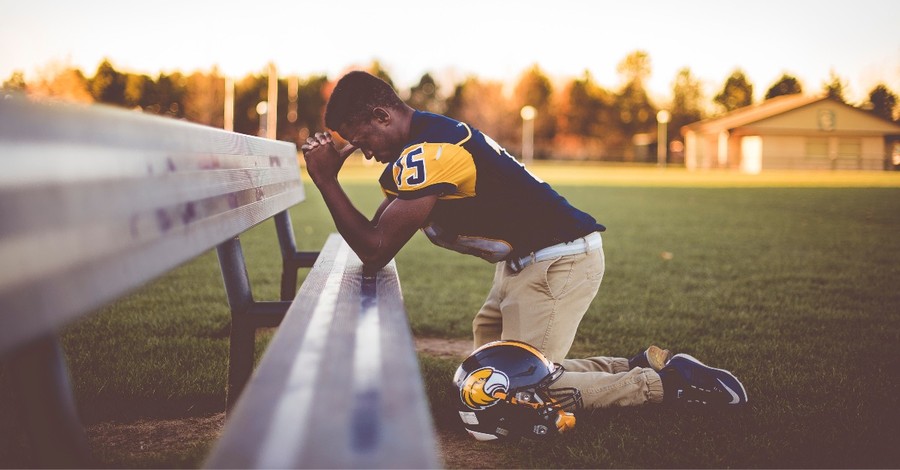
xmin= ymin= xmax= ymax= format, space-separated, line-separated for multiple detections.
xmin=415 ymin=336 xmax=473 ymax=360
xmin=435 ymin=428 xmax=516 ymax=469
xmin=86 ymin=413 xmax=224 ymax=459
xmin=86 ymin=415 xmax=501 ymax=469
xmin=84 ymin=336 xmax=479 ymax=468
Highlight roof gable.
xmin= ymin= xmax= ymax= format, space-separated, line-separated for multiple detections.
xmin=752 ymin=99 xmax=900 ymax=133
xmin=682 ymin=95 xmax=900 ymax=135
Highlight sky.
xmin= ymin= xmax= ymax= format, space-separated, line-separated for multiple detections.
xmin=2 ymin=0 xmax=898 ymax=105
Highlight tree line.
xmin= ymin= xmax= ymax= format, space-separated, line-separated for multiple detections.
xmin=3 ymin=53 xmax=898 ymax=162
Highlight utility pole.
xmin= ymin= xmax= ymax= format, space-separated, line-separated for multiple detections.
xmin=266 ymin=62 xmax=277 ymax=140
xmin=224 ymin=77 xmax=234 ymax=132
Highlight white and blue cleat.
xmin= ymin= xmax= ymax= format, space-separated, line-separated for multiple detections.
xmin=660 ymin=353 xmax=748 ymax=406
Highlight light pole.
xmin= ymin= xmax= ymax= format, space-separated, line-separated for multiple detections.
xmin=656 ymin=110 xmax=670 ymax=168
xmin=224 ymin=77 xmax=234 ymax=132
xmin=256 ymin=101 xmax=268 ymax=137
xmin=266 ymin=62 xmax=278 ymax=140
xmin=520 ymin=105 xmax=536 ymax=164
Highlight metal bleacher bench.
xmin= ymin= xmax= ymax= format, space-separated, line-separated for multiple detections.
xmin=0 ymin=98 xmax=440 ymax=468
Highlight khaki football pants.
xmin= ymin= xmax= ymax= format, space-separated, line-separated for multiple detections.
xmin=473 ymin=241 xmax=664 ymax=408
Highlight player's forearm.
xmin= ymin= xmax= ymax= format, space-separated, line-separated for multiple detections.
xmin=315 ymin=178 xmax=394 ymax=268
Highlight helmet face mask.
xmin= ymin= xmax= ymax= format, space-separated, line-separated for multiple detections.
xmin=453 ymin=340 xmax=583 ymax=441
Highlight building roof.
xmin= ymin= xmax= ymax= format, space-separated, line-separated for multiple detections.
xmin=682 ymin=95 xmax=900 ymax=136
xmin=681 ymin=94 xmax=827 ymax=135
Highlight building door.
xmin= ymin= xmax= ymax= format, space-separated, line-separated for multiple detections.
xmin=741 ymin=136 xmax=762 ymax=174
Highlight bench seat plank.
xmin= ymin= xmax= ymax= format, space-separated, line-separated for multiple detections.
xmin=205 ymin=234 xmax=440 ymax=469
xmin=0 ymin=99 xmax=303 ymax=356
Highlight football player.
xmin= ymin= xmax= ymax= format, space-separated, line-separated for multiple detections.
xmin=302 ymin=71 xmax=746 ymax=418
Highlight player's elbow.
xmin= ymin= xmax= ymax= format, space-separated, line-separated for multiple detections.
xmin=357 ymin=250 xmax=393 ymax=272
xmin=351 ymin=239 xmax=396 ymax=272
xmin=343 ymin=228 xmax=407 ymax=273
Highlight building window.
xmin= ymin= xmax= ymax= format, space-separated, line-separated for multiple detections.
xmin=835 ymin=138 xmax=862 ymax=170
xmin=838 ymin=139 xmax=861 ymax=158
xmin=805 ymin=137 xmax=828 ymax=158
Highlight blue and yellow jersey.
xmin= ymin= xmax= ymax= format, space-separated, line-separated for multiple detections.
xmin=379 ymin=111 xmax=604 ymax=262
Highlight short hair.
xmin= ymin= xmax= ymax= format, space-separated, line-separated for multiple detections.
xmin=325 ymin=71 xmax=404 ymax=130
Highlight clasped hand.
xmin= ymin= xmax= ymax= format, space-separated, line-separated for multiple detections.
xmin=300 ymin=131 xmax=357 ymax=184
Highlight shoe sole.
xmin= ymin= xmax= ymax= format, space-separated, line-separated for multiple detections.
xmin=670 ymin=353 xmax=749 ymax=404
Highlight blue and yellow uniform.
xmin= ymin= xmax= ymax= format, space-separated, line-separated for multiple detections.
xmin=379 ymin=111 xmax=605 ymax=262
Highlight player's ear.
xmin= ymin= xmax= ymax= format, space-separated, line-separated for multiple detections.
xmin=371 ymin=107 xmax=391 ymax=124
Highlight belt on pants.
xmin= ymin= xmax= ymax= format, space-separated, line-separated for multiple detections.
xmin=506 ymin=232 xmax=603 ymax=273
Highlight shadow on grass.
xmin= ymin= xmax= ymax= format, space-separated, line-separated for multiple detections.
xmin=0 ymin=364 xmax=224 ymax=468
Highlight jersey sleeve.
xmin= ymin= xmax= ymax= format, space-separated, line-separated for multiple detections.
xmin=391 ymin=143 xmax=476 ymax=200
xmin=379 ymin=164 xmax=399 ymax=198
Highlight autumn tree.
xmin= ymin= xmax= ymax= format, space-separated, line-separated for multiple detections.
xmin=555 ymin=71 xmax=618 ymax=160
xmin=670 ymin=67 xmax=705 ymax=130
xmin=28 ymin=63 xmax=92 ymax=103
xmin=444 ymin=80 xmax=467 ymax=121
xmin=123 ymin=73 xmax=159 ymax=110
xmin=272 ymin=74 xmax=329 ymax=144
xmin=407 ymin=73 xmax=444 ymax=114
xmin=184 ymin=68 xmax=225 ymax=127
xmin=2 ymin=71 xmax=27 ymax=95
xmin=614 ymin=50 xmax=656 ymax=159
xmin=90 ymin=59 xmax=127 ymax=105
xmin=765 ymin=73 xmax=803 ymax=100
xmin=445 ymin=76 xmax=516 ymax=150
xmin=867 ymin=84 xmax=898 ymax=122
xmin=513 ymin=65 xmax=556 ymax=153
xmin=368 ymin=60 xmax=394 ymax=90
xmin=822 ymin=69 xmax=848 ymax=103
xmin=296 ymin=75 xmax=329 ymax=136
xmin=152 ymin=72 xmax=187 ymax=118
xmin=557 ymin=71 xmax=610 ymax=136
xmin=617 ymin=50 xmax=651 ymax=85
xmin=233 ymin=73 xmax=267 ymax=136
xmin=714 ymin=69 xmax=754 ymax=113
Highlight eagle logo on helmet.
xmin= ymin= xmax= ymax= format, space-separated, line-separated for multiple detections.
xmin=461 ymin=367 xmax=510 ymax=410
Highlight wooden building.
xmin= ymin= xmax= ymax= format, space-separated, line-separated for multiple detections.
xmin=681 ymin=95 xmax=900 ymax=173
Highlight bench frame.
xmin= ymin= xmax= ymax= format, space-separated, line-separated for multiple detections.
xmin=0 ymin=97 xmax=307 ymax=466
xmin=206 ymin=234 xmax=440 ymax=468
xmin=5 ymin=213 xmax=312 ymax=466
xmin=0 ymin=98 xmax=439 ymax=468
xmin=217 ymin=210 xmax=319 ymax=410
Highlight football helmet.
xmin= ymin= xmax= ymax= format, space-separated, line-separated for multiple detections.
xmin=453 ymin=340 xmax=583 ymax=441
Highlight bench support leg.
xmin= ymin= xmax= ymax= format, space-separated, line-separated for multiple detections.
xmin=274 ymin=210 xmax=318 ymax=301
xmin=216 ymin=237 xmax=256 ymax=412
xmin=7 ymin=335 xmax=93 ymax=467
xmin=227 ymin=314 xmax=256 ymax=413
xmin=217 ymin=218 xmax=321 ymax=412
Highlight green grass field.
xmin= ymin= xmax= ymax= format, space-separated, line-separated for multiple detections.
xmin=2 ymin=164 xmax=899 ymax=468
